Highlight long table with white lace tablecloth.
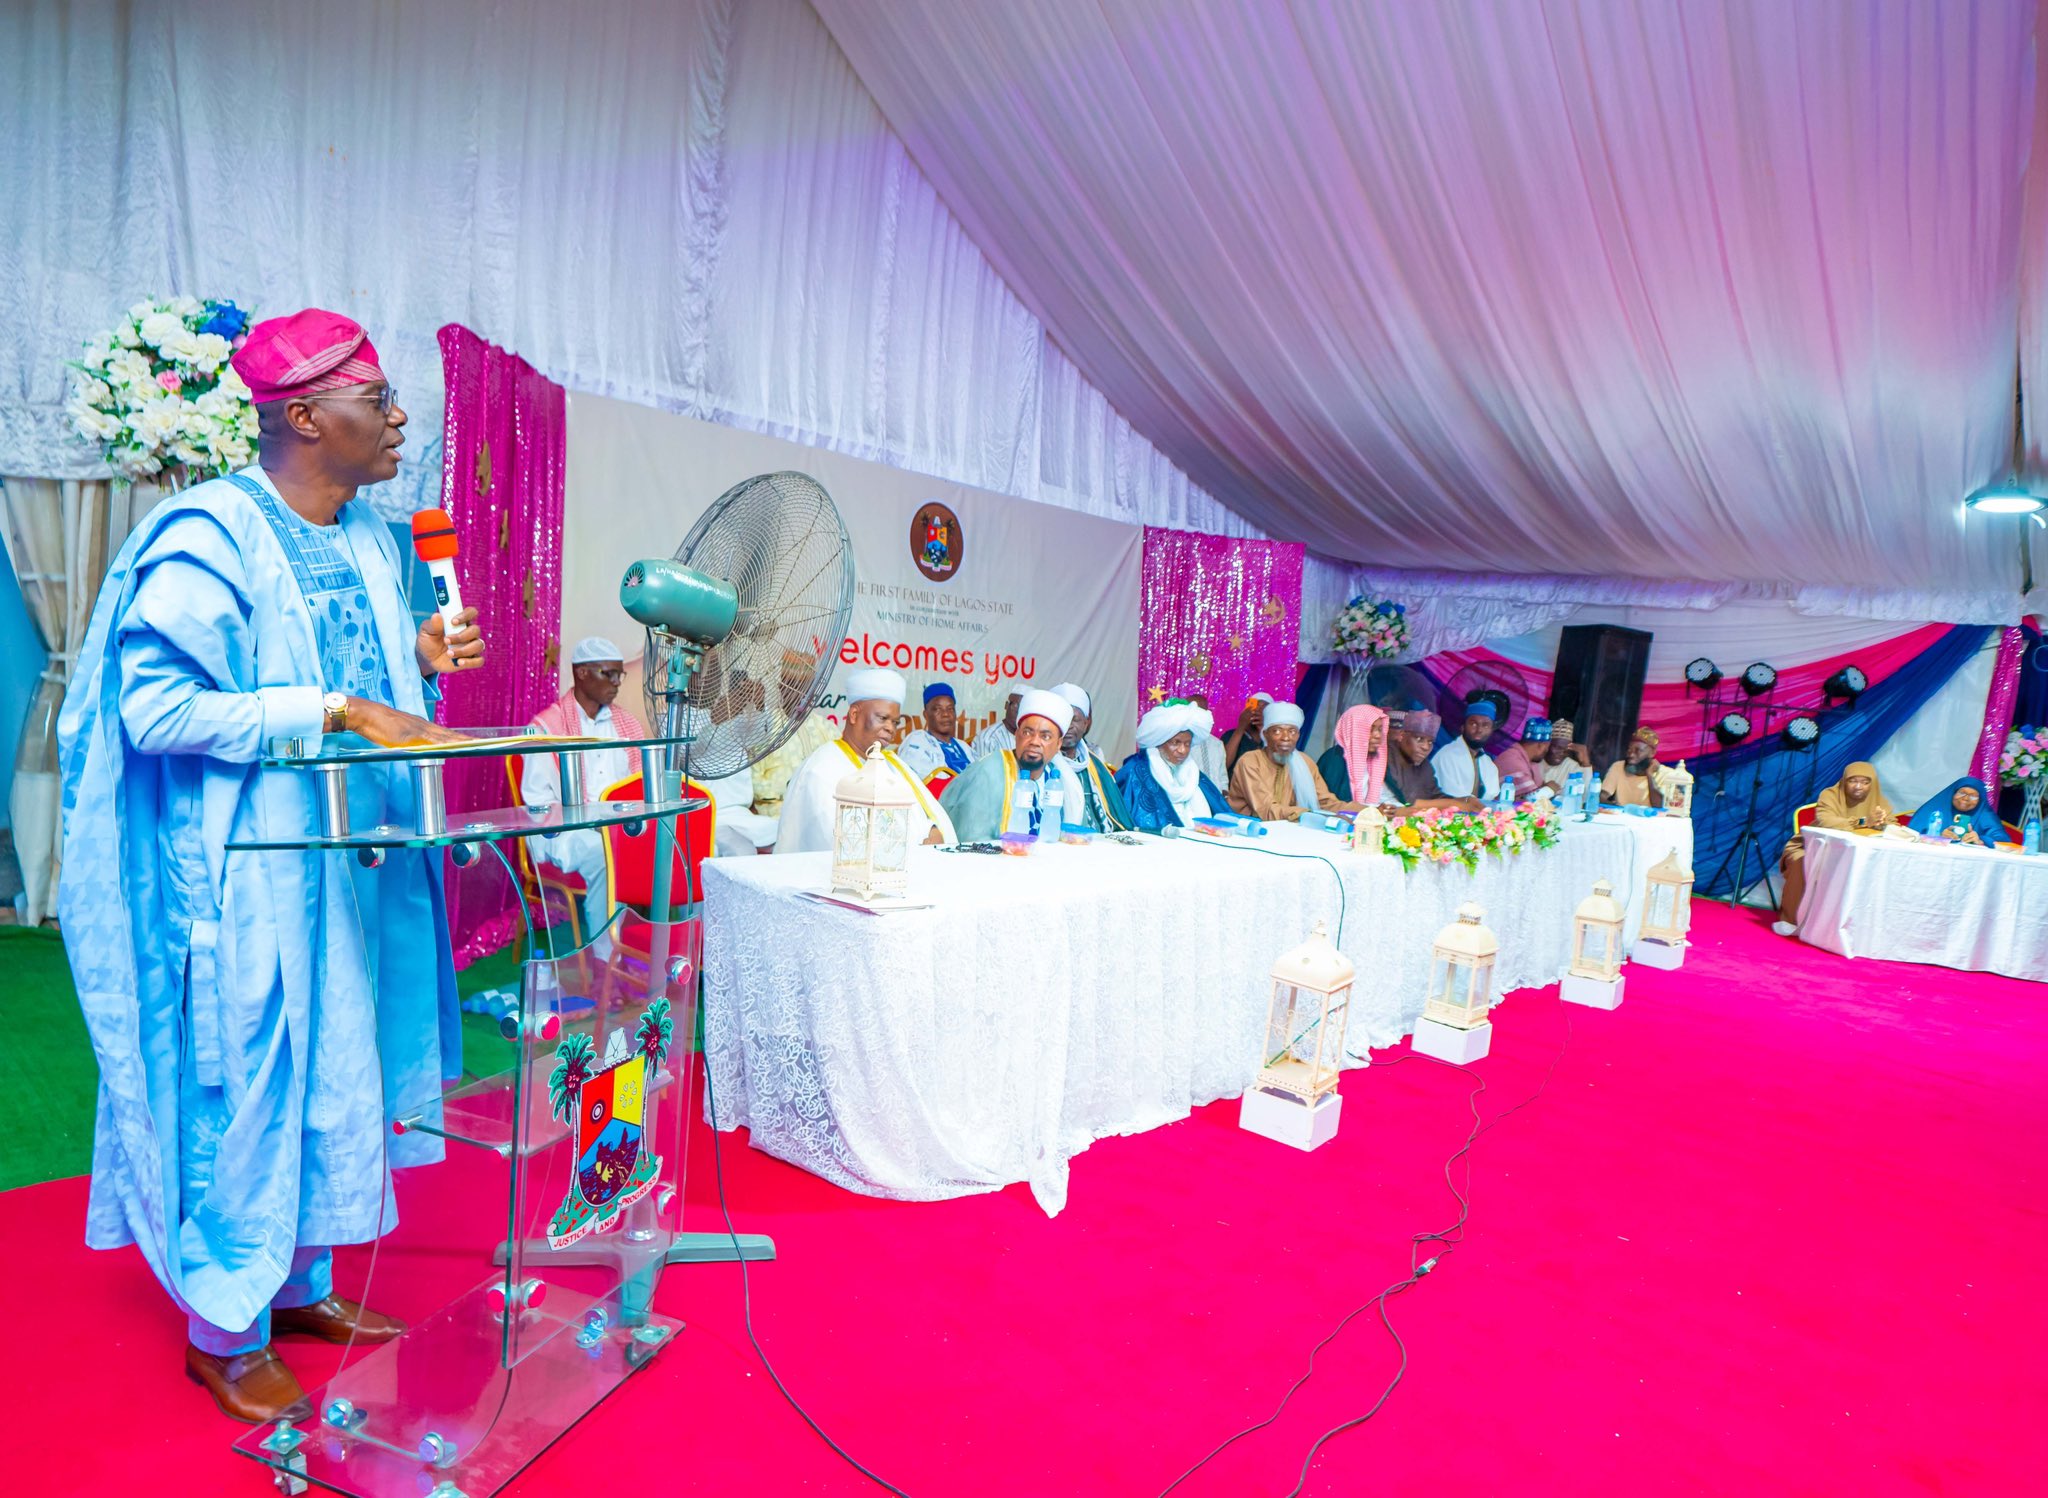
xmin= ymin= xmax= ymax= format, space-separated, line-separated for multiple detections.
xmin=701 ymin=811 xmax=1692 ymax=1213
xmin=1796 ymin=825 xmax=2048 ymax=981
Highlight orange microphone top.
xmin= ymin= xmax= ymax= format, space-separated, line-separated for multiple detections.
xmin=411 ymin=508 xmax=459 ymax=562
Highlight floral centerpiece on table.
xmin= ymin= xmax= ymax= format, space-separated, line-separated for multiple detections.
xmin=1331 ymin=595 xmax=1409 ymax=667
xmin=67 ymin=297 xmax=257 ymax=486
xmin=1388 ymin=800 xmax=1561 ymax=873
xmin=2000 ymin=724 xmax=2048 ymax=823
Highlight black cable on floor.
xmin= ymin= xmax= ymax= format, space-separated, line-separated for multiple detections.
xmin=1158 ymin=1009 xmax=1574 ymax=1497
xmin=703 ymin=1049 xmax=917 ymax=1497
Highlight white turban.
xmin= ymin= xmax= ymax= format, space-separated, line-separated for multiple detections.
xmin=1261 ymin=701 xmax=1306 ymax=731
xmin=572 ymin=635 xmax=624 ymax=665
xmin=1016 ymin=688 xmax=1075 ymax=735
xmin=844 ymin=667 xmax=907 ymax=707
xmin=1135 ymin=701 xmax=1214 ymax=749
xmin=1053 ymin=682 xmax=1091 ymax=715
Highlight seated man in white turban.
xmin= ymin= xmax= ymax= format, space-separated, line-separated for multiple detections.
xmin=939 ymin=688 xmax=1084 ymax=840
xmin=1225 ymin=701 xmax=1361 ymax=823
xmin=1052 ymin=681 xmax=1132 ymax=831
xmin=523 ymin=636 xmax=647 ymax=953
xmin=1114 ymin=699 xmax=1230 ymax=831
xmin=774 ymin=667 xmax=955 ymax=854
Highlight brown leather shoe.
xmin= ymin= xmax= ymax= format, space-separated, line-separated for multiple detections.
xmin=185 ymin=1343 xmax=312 ymax=1424
xmin=271 ymin=1294 xmax=407 ymax=1345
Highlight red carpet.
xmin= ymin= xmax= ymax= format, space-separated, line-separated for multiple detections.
xmin=5 ymin=902 xmax=2043 ymax=1496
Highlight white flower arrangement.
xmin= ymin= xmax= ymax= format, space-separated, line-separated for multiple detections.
xmin=1331 ymin=595 xmax=1410 ymax=665
xmin=67 ymin=297 xmax=257 ymax=484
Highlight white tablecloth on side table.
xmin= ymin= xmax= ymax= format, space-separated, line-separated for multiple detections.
xmin=701 ymin=812 xmax=1692 ymax=1213
xmin=1797 ymin=826 xmax=2048 ymax=982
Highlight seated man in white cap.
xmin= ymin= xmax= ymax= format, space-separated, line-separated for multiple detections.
xmin=522 ymin=636 xmax=649 ymax=952
xmin=1052 ymin=681 xmax=1132 ymax=831
xmin=971 ymin=685 xmax=1022 ymax=758
xmin=940 ymin=688 xmax=1084 ymax=840
xmin=1225 ymin=700 xmax=1361 ymax=823
xmin=774 ymin=667 xmax=956 ymax=854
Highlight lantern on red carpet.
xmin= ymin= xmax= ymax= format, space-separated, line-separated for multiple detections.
xmin=1423 ymin=903 xmax=1498 ymax=1030
xmin=831 ymin=745 xmax=912 ymax=902
xmin=1642 ymin=850 xmax=1694 ymax=947
xmin=1240 ymin=921 xmax=1354 ymax=1150
xmin=1569 ymin=880 xmax=1626 ymax=982
xmin=1660 ymin=759 xmax=1695 ymax=818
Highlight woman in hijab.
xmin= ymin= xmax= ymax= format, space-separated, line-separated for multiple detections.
xmin=1114 ymin=700 xmax=1231 ymax=831
xmin=1317 ymin=704 xmax=1389 ymax=805
xmin=1906 ymin=776 xmax=2007 ymax=848
xmin=1772 ymin=761 xmax=1895 ymax=936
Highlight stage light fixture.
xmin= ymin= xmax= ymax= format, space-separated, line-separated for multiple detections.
xmin=1823 ymin=665 xmax=1867 ymax=701
xmin=1739 ymin=662 xmax=1777 ymax=696
xmin=1714 ymin=711 xmax=1753 ymax=746
xmin=1684 ymin=657 xmax=1722 ymax=690
xmin=1781 ymin=715 xmax=1821 ymax=748
xmin=1963 ymin=482 xmax=2046 ymax=516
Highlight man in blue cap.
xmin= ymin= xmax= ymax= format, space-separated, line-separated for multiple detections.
xmin=898 ymin=680 xmax=974 ymax=778
xmin=1430 ymin=694 xmax=1505 ymax=799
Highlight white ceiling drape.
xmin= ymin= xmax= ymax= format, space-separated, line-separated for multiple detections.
xmin=0 ymin=0 xmax=1242 ymax=536
xmin=813 ymin=0 xmax=2041 ymax=618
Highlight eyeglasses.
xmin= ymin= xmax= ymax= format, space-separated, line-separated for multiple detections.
xmin=303 ymin=383 xmax=398 ymax=416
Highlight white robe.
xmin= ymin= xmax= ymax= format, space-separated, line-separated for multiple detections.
xmin=1431 ymin=739 xmax=1501 ymax=799
xmin=971 ymin=722 xmax=1016 ymax=758
xmin=897 ymin=728 xmax=972 ymax=778
xmin=774 ymin=738 xmax=957 ymax=854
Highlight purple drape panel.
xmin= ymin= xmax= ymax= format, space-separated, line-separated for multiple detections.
xmin=1138 ymin=527 xmax=1303 ymax=728
xmin=1971 ymin=625 xmax=2027 ymax=785
xmin=435 ymin=324 xmax=566 ymax=967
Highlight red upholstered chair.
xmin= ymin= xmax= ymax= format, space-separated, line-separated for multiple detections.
xmin=600 ymin=771 xmax=716 ymax=973
xmin=924 ymin=768 xmax=956 ymax=803
xmin=504 ymin=754 xmax=592 ymax=958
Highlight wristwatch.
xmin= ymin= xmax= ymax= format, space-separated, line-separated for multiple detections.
xmin=322 ymin=692 xmax=349 ymax=734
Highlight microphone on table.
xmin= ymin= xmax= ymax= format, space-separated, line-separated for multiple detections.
xmin=409 ymin=508 xmax=468 ymax=647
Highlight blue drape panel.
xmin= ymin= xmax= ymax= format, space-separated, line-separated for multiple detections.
xmin=1689 ymin=625 xmax=1992 ymax=897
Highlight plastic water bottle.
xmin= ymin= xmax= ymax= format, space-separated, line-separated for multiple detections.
xmin=1496 ymin=774 xmax=1515 ymax=810
xmin=2025 ymin=813 xmax=2041 ymax=856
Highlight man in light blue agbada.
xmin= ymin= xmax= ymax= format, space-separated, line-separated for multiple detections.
xmin=938 ymin=688 xmax=1082 ymax=840
xmin=58 ymin=309 xmax=484 ymax=1422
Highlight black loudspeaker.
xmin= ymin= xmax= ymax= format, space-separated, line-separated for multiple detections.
xmin=1548 ymin=624 xmax=1652 ymax=773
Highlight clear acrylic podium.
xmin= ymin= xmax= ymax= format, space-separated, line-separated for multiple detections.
xmin=224 ymin=729 xmax=718 ymax=1497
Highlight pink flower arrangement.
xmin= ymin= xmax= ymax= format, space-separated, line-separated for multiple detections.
xmin=1331 ymin=596 xmax=1411 ymax=665
xmin=1388 ymin=799 xmax=1560 ymax=872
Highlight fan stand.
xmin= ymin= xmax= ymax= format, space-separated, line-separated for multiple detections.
xmin=499 ymin=635 xmax=778 ymax=1281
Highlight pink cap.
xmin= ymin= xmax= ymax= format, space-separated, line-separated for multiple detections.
xmin=230 ymin=308 xmax=384 ymax=404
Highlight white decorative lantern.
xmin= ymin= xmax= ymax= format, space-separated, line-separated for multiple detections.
xmin=1568 ymin=880 xmax=1626 ymax=981
xmin=1561 ymin=879 xmax=1627 ymax=1009
xmin=1240 ymin=922 xmax=1355 ymax=1150
xmin=830 ymin=744 xmax=913 ymax=902
xmin=1660 ymin=759 xmax=1694 ymax=818
xmin=1413 ymin=903 xmax=1499 ymax=1062
xmin=1350 ymin=804 xmax=1387 ymax=855
xmin=1635 ymin=849 xmax=1695 ymax=969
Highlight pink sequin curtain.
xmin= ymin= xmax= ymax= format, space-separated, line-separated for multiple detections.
xmin=1970 ymin=625 xmax=2027 ymax=784
xmin=435 ymin=324 xmax=566 ymax=967
xmin=1138 ymin=527 xmax=1304 ymax=728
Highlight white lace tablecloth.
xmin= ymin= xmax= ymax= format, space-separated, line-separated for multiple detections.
xmin=702 ymin=811 xmax=1691 ymax=1212
xmin=1797 ymin=827 xmax=2048 ymax=981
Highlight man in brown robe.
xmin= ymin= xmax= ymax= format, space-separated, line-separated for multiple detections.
xmin=1225 ymin=701 xmax=1360 ymax=821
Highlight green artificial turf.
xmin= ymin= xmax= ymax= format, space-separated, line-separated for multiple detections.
xmin=0 ymin=927 xmax=524 ymax=1192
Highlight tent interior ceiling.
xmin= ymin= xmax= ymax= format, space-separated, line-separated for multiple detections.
xmin=812 ymin=0 xmax=2047 ymax=617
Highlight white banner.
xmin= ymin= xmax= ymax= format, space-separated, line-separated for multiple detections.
xmin=562 ymin=393 xmax=1142 ymax=757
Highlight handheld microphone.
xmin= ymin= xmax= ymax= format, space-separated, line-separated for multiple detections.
xmin=409 ymin=508 xmax=467 ymax=644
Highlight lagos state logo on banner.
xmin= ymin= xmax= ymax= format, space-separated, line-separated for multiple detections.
xmin=546 ymin=999 xmax=673 ymax=1249
xmin=911 ymin=501 xmax=963 ymax=582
